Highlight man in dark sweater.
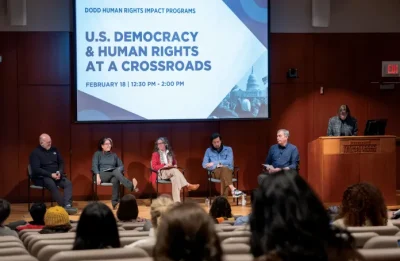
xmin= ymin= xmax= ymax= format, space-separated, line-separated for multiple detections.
xmin=29 ymin=133 xmax=77 ymax=215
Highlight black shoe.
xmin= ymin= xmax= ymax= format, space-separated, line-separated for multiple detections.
xmin=112 ymin=203 xmax=119 ymax=210
xmin=64 ymin=205 xmax=78 ymax=215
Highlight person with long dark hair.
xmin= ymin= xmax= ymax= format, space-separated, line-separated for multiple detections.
xmin=209 ymin=196 xmax=234 ymax=224
xmin=117 ymin=194 xmax=144 ymax=222
xmin=92 ymin=137 xmax=138 ymax=209
xmin=251 ymin=170 xmax=358 ymax=261
xmin=333 ymin=182 xmax=392 ymax=228
xmin=73 ymin=202 xmax=120 ymax=250
xmin=154 ymin=202 xmax=223 ymax=261
xmin=151 ymin=137 xmax=199 ymax=202
xmin=327 ymin=105 xmax=358 ymax=136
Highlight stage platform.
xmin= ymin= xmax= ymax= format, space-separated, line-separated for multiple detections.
xmin=7 ymin=196 xmax=400 ymax=223
xmin=7 ymin=197 xmax=252 ymax=223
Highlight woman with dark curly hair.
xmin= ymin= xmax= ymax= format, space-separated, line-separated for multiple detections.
xmin=333 ymin=182 xmax=393 ymax=228
xmin=154 ymin=202 xmax=222 ymax=261
xmin=209 ymin=196 xmax=234 ymax=224
xmin=250 ymin=170 xmax=358 ymax=261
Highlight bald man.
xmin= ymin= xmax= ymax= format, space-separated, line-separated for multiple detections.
xmin=29 ymin=134 xmax=77 ymax=215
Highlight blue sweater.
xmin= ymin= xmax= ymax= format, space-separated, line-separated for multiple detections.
xmin=265 ymin=143 xmax=299 ymax=169
xmin=202 ymin=145 xmax=234 ymax=171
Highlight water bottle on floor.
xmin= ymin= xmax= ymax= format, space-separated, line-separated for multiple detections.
xmin=205 ymin=198 xmax=210 ymax=207
xmin=241 ymin=194 xmax=246 ymax=206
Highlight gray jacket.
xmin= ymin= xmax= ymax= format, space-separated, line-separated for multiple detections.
xmin=92 ymin=151 xmax=124 ymax=174
xmin=327 ymin=116 xmax=358 ymax=136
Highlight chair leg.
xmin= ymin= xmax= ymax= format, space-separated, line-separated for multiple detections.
xmin=182 ymin=186 xmax=185 ymax=202
xmin=28 ymin=185 xmax=31 ymax=211
xmin=156 ymin=181 xmax=159 ymax=199
xmin=41 ymin=188 xmax=45 ymax=205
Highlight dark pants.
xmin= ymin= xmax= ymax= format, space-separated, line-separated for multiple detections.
xmin=100 ymin=169 xmax=133 ymax=206
xmin=32 ymin=177 xmax=73 ymax=207
xmin=257 ymin=172 xmax=268 ymax=186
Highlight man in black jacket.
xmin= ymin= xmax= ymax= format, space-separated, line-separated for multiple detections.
xmin=29 ymin=133 xmax=77 ymax=215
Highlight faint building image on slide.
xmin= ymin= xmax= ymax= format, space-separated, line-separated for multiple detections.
xmin=208 ymin=67 xmax=268 ymax=119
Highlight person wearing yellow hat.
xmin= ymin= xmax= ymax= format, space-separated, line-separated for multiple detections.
xmin=39 ymin=206 xmax=72 ymax=234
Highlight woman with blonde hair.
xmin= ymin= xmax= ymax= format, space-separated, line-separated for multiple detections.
xmin=125 ymin=195 xmax=174 ymax=248
xmin=151 ymin=137 xmax=199 ymax=202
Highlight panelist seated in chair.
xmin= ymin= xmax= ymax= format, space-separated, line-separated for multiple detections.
xmin=92 ymin=137 xmax=138 ymax=209
xmin=257 ymin=129 xmax=299 ymax=185
xmin=151 ymin=137 xmax=199 ymax=202
xmin=29 ymin=133 xmax=77 ymax=215
xmin=202 ymin=133 xmax=243 ymax=198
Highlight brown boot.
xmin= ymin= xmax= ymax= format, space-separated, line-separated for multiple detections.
xmin=187 ymin=184 xmax=200 ymax=191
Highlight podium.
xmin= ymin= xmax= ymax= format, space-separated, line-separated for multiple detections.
xmin=308 ymin=136 xmax=397 ymax=205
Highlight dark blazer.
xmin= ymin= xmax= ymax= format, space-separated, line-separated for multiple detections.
xmin=327 ymin=116 xmax=358 ymax=136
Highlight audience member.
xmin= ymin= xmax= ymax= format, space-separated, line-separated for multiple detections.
xmin=117 ymin=194 xmax=145 ymax=222
xmin=0 ymin=199 xmax=18 ymax=237
xmin=16 ymin=203 xmax=46 ymax=231
xmin=154 ymin=202 xmax=223 ymax=261
xmin=333 ymin=182 xmax=393 ymax=228
xmin=39 ymin=206 xmax=71 ymax=234
xmin=73 ymin=202 xmax=120 ymax=250
xmin=250 ymin=170 xmax=358 ymax=261
xmin=209 ymin=196 xmax=234 ymax=224
xmin=126 ymin=195 xmax=174 ymax=248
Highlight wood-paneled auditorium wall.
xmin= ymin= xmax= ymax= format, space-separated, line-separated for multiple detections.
xmin=0 ymin=32 xmax=399 ymax=202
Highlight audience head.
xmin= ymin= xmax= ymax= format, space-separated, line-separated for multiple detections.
xmin=209 ymin=196 xmax=232 ymax=221
xmin=337 ymin=105 xmax=350 ymax=120
xmin=276 ymin=129 xmax=289 ymax=146
xmin=210 ymin=133 xmax=222 ymax=150
xmin=154 ymin=202 xmax=222 ymax=261
xmin=30 ymin=202 xmax=47 ymax=225
xmin=39 ymin=133 xmax=52 ymax=150
xmin=150 ymin=196 xmax=174 ymax=232
xmin=117 ymin=194 xmax=139 ymax=222
xmin=250 ymin=170 xmax=356 ymax=261
xmin=40 ymin=206 xmax=71 ymax=234
xmin=336 ymin=182 xmax=387 ymax=227
xmin=0 ymin=199 xmax=11 ymax=225
xmin=154 ymin=137 xmax=172 ymax=154
xmin=98 ymin=137 xmax=113 ymax=152
xmin=73 ymin=202 xmax=120 ymax=250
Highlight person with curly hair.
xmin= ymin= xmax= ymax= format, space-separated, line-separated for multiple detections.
xmin=250 ymin=170 xmax=358 ymax=261
xmin=333 ymin=182 xmax=393 ymax=228
xmin=209 ymin=196 xmax=234 ymax=224
xmin=154 ymin=202 xmax=223 ymax=261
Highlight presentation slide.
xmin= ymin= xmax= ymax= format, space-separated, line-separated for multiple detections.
xmin=75 ymin=0 xmax=269 ymax=121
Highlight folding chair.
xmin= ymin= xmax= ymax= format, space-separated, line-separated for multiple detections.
xmin=149 ymin=161 xmax=185 ymax=203
xmin=207 ymin=166 xmax=239 ymax=205
xmin=27 ymin=165 xmax=54 ymax=210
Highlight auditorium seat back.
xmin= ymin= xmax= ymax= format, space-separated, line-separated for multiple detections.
xmin=37 ymin=245 xmax=72 ymax=261
xmin=0 ymin=242 xmax=24 ymax=249
xmin=217 ymin=231 xmax=252 ymax=242
xmin=351 ymin=232 xmax=379 ymax=248
xmin=221 ymin=237 xmax=250 ymax=245
xmin=0 ymin=255 xmax=39 ymax=261
xmin=363 ymin=236 xmax=400 ymax=249
xmin=0 ymin=247 xmax=28 ymax=257
xmin=31 ymin=239 xmax=74 ymax=257
xmin=358 ymin=249 xmax=400 ymax=260
xmin=49 ymin=247 xmax=148 ymax=261
xmin=347 ymin=226 xmax=399 ymax=235
xmin=221 ymin=243 xmax=250 ymax=255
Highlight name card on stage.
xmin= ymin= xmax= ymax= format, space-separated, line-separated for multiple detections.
xmin=340 ymin=139 xmax=380 ymax=154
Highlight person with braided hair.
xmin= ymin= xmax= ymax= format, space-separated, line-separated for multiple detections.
xmin=333 ymin=182 xmax=393 ymax=228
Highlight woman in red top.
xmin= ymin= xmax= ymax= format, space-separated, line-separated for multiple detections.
xmin=151 ymin=137 xmax=199 ymax=202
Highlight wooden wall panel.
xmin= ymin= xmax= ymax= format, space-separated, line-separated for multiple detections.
xmin=0 ymin=33 xmax=18 ymax=200
xmin=17 ymin=33 xmax=70 ymax=85
xmin=17 ymin=85 xmax=71 ymax=202
xmin=270 ymin=33 xmax=314 ymax=84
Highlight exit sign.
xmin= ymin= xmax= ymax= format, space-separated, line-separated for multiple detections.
xmin=382 ymin=61 xmax=400 ymax=77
